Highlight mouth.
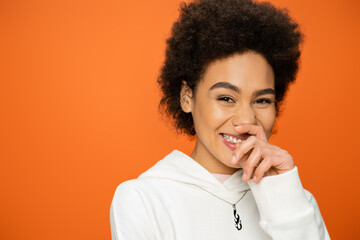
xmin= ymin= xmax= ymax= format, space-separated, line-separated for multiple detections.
xmin=221 ymin=133 xmax=250 ymax=143
xmin=220 ymin=133 xmax=250 ymax=150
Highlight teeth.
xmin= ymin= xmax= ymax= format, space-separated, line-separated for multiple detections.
xmin=222 ymin=134 xmax=242 ymax=144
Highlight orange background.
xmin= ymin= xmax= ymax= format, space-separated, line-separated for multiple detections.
xmin=0 ymin=0 xmax=359 ymax=239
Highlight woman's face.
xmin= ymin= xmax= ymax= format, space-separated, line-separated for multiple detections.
xmin=181 ymin=51 xmax=276 ymax=174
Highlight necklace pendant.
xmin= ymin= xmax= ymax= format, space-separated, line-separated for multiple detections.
xmin=232 ymin=204 xmax=242 ymax=230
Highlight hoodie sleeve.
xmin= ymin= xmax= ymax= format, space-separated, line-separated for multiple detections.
xmin=110 ymin=180 xmax=155 ymax=240
xmin=247 ymin=167 xmax=330 ymax=240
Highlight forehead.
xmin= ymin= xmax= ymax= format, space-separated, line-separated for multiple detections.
xmin=199 ymin=51 xmax=275 ymax=91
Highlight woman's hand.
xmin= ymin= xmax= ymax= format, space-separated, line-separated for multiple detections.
xmin=231 ymin=124 xmax=295 ymax=183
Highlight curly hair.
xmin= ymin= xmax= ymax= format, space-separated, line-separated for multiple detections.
xmin=158 ymin=0 xmax=304 ymax=136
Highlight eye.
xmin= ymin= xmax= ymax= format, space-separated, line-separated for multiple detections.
xmin=254 ymin=98 xmax=272 ymax=104
xmin=217 ymin=96 xmax=235 ymax=103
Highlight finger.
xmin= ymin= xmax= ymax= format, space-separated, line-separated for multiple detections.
xmin=234 ymin=124 xmax=267 ymax=141
xmin=232 ymin=136 xmax=256 ymax=164
xmin=232 ymin=151 xmax=252 ymax=168
xmin=252 ymin=157 xmax=272 ymax=183
xmin=241 ymin=147 xmax=263 ymax=182
xmin=233 ymin=136 xmax=266 ymax=164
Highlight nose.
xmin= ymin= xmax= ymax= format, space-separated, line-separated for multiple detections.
xmin=231 ymin=104 xmax=257 ymax=126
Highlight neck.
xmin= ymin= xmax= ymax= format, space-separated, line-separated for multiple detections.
xmin=190 ymin=140 xmax=238 ymax=175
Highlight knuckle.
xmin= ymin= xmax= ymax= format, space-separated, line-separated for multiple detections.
xmin=248 ymin=135 xmax=257 ymax=143
xmin=254 ymin=146 xmax=262 ymax=155
xmin=273 ymin=145 xmax=281 ymax=150
xmin=281 ymin=149 xmax=288 ymax=155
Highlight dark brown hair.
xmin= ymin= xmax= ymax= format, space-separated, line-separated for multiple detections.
xmin=158 ymin=0 xmax=304 ymax=135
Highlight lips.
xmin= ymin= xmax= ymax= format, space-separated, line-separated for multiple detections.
xmin=221 ymin=133 xmax=250 ymax=143
xmin=220 ymin=133 xmax=250 ymax=150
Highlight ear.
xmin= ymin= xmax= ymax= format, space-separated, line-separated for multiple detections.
xmin=180 ymin=80 xmax=193 ymax=113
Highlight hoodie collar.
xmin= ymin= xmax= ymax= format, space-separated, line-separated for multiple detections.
xmin=139 ymin=150 xmax=250 ymax=203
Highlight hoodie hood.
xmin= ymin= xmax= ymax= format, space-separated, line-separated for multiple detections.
xmin=139 ymin=150 xmax=250 ymax=203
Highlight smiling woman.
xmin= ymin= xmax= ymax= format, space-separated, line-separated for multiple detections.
xmin=181 ymin=52 xmax=279 ymax=176
xmin=110 ymin=0 xmax=330 ymax=239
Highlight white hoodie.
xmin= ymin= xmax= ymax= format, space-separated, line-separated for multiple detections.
xmin=110 ymin=150 xmax=330 ymax=239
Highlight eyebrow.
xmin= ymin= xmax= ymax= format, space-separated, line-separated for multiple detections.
xmin=210 ymin=82 xmax=239 ymax=92
xmin=209 ymin=81 xmax=276 ymax=97
xmin=252 ymin=88 xmax=276 ymax=98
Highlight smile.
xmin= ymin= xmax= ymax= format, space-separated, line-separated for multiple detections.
xmin=221 ymin=133 xmax=244 ymax=144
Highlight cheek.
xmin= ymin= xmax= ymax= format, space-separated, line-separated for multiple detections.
xmin=193 ymin=100 xmax=230 ymax=131
xmin=209 ymin=104 xmax=230 ymax=123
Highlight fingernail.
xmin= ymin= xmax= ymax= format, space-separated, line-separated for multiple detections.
xmin=242 ymin=173 xmax=247 ymax=181
xmin=253 ymin=176 xmax=257 ymax=182
xmin=231 ymin=155 xmax=236 ymax=164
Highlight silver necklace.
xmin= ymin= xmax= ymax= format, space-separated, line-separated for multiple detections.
xmin=232 ymin=190 xmax=248 ymax=230
xmin=190 ymin=184 xmax=249 ymax=230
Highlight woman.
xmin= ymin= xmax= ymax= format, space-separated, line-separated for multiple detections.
xmin=110 ymin=0 xmax=330 ymax=239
